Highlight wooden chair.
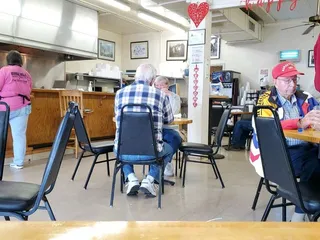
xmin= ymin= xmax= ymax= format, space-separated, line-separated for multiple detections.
xmin=59 ymin=90 xmax=84 ymax=158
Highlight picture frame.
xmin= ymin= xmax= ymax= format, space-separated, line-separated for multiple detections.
xmin=188 ymin=29 xmax=206 ymax=46
xmin=210 ymin=36 xmax=221 ymax=59
xmin=308 ymin=50 xmax=315 ymax=67
xmin=130 ymin=41 xmax=149 ymax=59
xmin=98 ymin=39 xmax=115 ymax=61
xmin=166 ymin=40 xmax=188 ymax=61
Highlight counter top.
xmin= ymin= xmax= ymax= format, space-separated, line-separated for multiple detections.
xmin=32 ymin=88 xmax=116 ymax=96
xmin=0 ymin=221 xmax=319 ymax=239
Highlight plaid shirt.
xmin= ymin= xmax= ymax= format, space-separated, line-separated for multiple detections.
xmin=277 ymin=91 xmax=306 ymax=146
xmin=114 ymin=80 xmax=174 ymax=152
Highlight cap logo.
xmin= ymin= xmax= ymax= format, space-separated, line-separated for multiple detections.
xmin=281 ymin=63 xmax=294 ymax=72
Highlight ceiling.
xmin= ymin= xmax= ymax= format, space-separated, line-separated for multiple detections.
xmin=73 ymin=0 xmax=320 ymax=35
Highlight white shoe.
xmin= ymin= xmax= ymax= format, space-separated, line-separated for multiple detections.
xmin=140 ymin=178 xmax=157 ymax=197
xmin=291 ymin=212 xmax=306 ymax=222
xmin=126 ymin=180 xmax=140 ymax=195
xmin=10 ymin=163 xmax=23 ymax=169
xmin=164 ymin=162 xmax=174 ymax=177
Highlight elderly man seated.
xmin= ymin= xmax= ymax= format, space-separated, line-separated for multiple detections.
xmin=114 ymin=64 xmax=174 ymax=197
xmin=250 ymin=61 xmax=320 ymax=222
xmin=154 ymin=76 xmax=182 ymax=177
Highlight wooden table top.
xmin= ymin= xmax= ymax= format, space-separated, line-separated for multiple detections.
xmin=283 ymin=128 xmax=320 ymax=144
xmin=210 ymin=95 xmax=230 ymax=99
xmin=231 ymin=111 xmax=252 ymax=115
xmin=2 ymin=222 xmax=320 ymax=239
xmin=112 ymin=117 xmax=192 ymax=125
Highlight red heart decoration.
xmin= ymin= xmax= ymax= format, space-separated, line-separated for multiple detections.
xmin=188 ymin=2 xmax=209 ymax=28
xmin=193 ymin=102 xmax=198 ymax=107
xmin=193 ymin=80 xmax=198 ymax=84
xmin=193 ymin=97 xmax=198 ymax=101
xmin=193 ymin=86 xmax=198 ymax=90
xmin=193 ymin=91 xmax=198 ymax=96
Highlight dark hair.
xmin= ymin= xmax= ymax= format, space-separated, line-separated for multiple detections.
xmin=6 ymin=50 xmax=23 ymax=67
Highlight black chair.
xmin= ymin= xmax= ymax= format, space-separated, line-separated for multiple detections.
xmin=0 ymin=102 xmax=10 ymax=181
xmin=110 ymin=104 xmax=164 ymax=209
xmin=179 ymin=108 xmax=231 ymax=188
xmin=254 ymin=105 xmax=320 ymax=221
xmin=210 ymin=104 xmax=225 ymax=159
xmin=71 ymin=105 xmax=115 ymax=189
xmin=0 ymin=102 xmax=76 ymax=221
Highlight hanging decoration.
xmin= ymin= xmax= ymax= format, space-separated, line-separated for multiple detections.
xmin=188 ymin=2 xmax=209 ymax=28
xmin=241 ymin=0 xmax=298 ymax=13
xmin=193 ymin=64 xmax=199 ymax=108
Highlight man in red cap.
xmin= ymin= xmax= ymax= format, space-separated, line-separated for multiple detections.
xmin=250 ymin=61 xmax=320 ymax=221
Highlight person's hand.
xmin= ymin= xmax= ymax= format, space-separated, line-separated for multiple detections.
xmin=162 ymin=88 xmax=171 ymax=96
xmin=299 ymin=110 xmax=320 ymax=128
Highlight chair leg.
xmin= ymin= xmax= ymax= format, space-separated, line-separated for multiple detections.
xmin=261 ymin=194 xmax=277 ymax=221
xmin=182 ymin=154 xmax=189 ymax=188
xmin=162 ymin=161 xmax=164 ymax=194
xmin=43 ymin=196 xmax=56 ymax=221
xmin=71 ymin=150 xmax=85 ymax=180
xmin=84 ymin=154 xmax=99 ymax=189
xmin=75 ymin=136 xmax=78 ymax=159
xmin=210 ymin=155 xmax=225 ymax=188
xmin=212 ymin=160 xmax=218 ymax=179
xmin=4 ymin=216 xmax=10 ymax=221
xmin=106 ymin=153 xmax=110 ymax=177
xmin=251 ymin=177 xmax=264 ymax=210
xmin=120 ymin=169 xmax=124 ymax=193
xmin=179 ymin=152 xmax=185 ymax=179
xmin=311 ymin=212 xmax=320 ymax=221
xmin=110 ymin=162 xmax=120 ymax=207
xmin=282 ymin=198 xmax=286 ymax=222
xmin=158 ymin=165 xmax=162 ymax=209
xmin=178 ymin=152 xmax=181 ymax=169
xmin=175 ymin=151 xmax=178 ymax=176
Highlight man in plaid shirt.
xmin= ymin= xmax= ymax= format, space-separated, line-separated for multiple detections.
xmin=114 ymin=64 xmax=174 ymax=197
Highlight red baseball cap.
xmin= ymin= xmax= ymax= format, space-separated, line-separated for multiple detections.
xmin=272 ymin=61 xmax=304 ymax=79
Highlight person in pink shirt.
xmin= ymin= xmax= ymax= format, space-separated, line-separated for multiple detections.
xmin=0 ymin=50 xmax=32 ymax=169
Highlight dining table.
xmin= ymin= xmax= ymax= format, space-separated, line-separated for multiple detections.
xmin=1 ymin=221 xmax=320 ymax=239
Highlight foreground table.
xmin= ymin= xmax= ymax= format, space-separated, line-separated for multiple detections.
xmin=1 ymin=222 xmax=320 ymax=239
xmin=283 ymin=128 xmax=320 ymax=144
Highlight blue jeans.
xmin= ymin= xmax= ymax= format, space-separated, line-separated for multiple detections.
xmin=120 ymin=142 xmax=173 ymax=182
xmin=288 ymin=143 xmax=320 ymax=213
xmin=10 ymin=105 xmax=31 ymax=166
xmin=163 ymin=128 xmax=182 ymax=162
xmin=231 ymin=120 xmax=253 ymax=147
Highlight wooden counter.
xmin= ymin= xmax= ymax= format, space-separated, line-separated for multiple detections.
xmin=6 ymin=89 xmax=116 ymax=156
xmin=0 ymin=221 xmax=319 ymax=239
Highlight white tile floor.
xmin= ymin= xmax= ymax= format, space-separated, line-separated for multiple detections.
xmin=1 ymin=138 xmax=292 ymax=221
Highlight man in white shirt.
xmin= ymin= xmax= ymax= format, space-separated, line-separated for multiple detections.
xmin=154 ymin=76 xmax=182 ymax=177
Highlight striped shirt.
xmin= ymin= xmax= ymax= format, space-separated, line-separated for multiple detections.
xmin=277 ymin=91 xmax=305 ymax=146
xmin=114 ymin=80 xmax=174 ymax=152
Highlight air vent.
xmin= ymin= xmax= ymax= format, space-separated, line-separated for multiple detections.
xmin=248 ymin=20 xmax=255 ymax=32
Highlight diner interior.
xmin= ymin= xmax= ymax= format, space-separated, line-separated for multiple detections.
xmin=1 ymin=0 xmax=320 ymax=238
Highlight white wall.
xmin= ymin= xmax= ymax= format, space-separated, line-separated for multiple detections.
xmin=65 ymin=29 xmax=122 ymax=73
xmin=211 ymin=19 xmax=320 ymax=98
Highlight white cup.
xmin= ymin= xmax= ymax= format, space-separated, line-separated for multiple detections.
xmin=248 ymin=105 xmax=254 ymax=112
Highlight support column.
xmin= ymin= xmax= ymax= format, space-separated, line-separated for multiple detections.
xmin=187 ymin=0 xmax=212 ymax=144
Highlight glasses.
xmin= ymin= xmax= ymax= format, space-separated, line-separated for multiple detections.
xmin=277 ymin=76 xmax=300 ymax=84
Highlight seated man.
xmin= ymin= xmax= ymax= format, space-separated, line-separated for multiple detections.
xmin=250 ymin=61 xmax=320 ymax=222
xmin=114 ymin=64 xmax=174 ymax=197
xmin=225 ymin=118 xmax=253 ymax=151
xmin=154 ymin=76 xmax=182 ymax=177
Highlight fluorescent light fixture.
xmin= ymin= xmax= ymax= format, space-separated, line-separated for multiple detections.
xmin=138 ymin=12 xmax=185 ymax=33
xmin=141 ymin=1 xmax=189 ymax=28
xmin=98 ymin=0 xmax=131 ymax=12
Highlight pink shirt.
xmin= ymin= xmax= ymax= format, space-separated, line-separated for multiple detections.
xmin=0 ymin=65 xmax=32 ymax=111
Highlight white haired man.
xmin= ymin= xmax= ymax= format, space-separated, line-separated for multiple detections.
xmin=154 ymin=76 xmax=182 ymax=177
xmin=114 ymin=64 xmax=174 ymax=197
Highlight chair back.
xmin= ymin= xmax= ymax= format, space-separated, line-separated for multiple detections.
xmin=210 ymin=104 xmax=224 ymax=129
xmin=59 ymin=90 xmax=83 ymax=117
xmin=213 ymin=108 xmax=231 ymax=147
xmin=73 ymin=105 xmax=92 ymax=151
xmin=253 ymin=106 xmax=304 ymax=210
xmin=0 ymin=102 xmax=9 ymax=180
xmin=117 ymin=104 xmax=158 ymax=158
xmin=31 ymin=101 xmax=76 ymax=213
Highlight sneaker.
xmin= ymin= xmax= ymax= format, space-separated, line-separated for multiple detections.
xmin=164 ymin=162 xmax=174 ymax=177
xmin=140 ymin=178 xmax=157 ymax=197
xmin=9 ymin=163 xmax=23 ymax=169
xmin=126 ymin=180 xmax=140 ymax=195
xmin=224 ymin=146 xmax=243 ymax=151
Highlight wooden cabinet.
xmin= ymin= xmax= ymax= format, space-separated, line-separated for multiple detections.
xmin=6 ymin=89 xmax=116 ymax=156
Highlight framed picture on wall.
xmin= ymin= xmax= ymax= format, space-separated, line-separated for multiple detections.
xmin=130 ymin=41 xmax=149 ymax=59
xmin=166 ymin=40 xmax=188 ymax=61
xmin=210 ymin=36 xmax=221 ymax=59
xmin=98 ymin=39 xmax=115 ymax=61
xmin=308 ymin=50 xmax=315 ymax=67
